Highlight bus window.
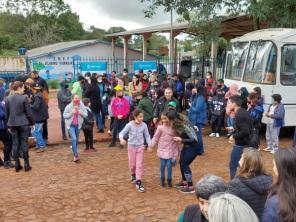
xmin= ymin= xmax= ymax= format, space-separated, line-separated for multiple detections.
xmin=281 ymin=45 xmax=296 ymax=86
xmin=244 ymin=41 xmax=276 ymax=84
xmin=226 ymin=42 xmax=248 ymax=80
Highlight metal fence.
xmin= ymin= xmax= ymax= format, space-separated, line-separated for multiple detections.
xmin=73 ymin=55 xmax=225 ymax=80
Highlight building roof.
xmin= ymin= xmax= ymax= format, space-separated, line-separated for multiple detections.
xmin=27 ymin=39 xmax=158 ymax=59
xmin=106 ymin=15 xmax=268 ymax=39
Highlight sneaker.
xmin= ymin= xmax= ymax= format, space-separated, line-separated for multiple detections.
xmin=130 ymin=175 xmax=136 ymax=184
xmin=269 ymin=150 xmax=275 ymax=154
xmin=98 ymin=129 xmax=104 ymax=133
xmin=4 ymin=161 xmax=14 ymax=169
xmin=263 ymin=148 xmax=273 ymax=152
xmin=216 ymin=133 xmax=220 ymax=138
xmin=136 ymin=182 xmax=145 ymax=193
xmin=108 ymin=143 xmax=116 ymax=148
xmin=73 ymin=156 xmax=80 ymax=163
xmin=179 ymin=185 xmax=195 ymax=194
xmin=36 ymin=148 xmax=45 ymax=153
xmin=209 ymin=133 xmax=216 ymax=137
xmin=174 ymin=181 xmax=187 ymax=189
xmin=107 ymin=130 xmax=112 ymax=136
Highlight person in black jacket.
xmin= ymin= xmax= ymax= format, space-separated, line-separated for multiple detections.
xmin=228 ymin=148 xmax=272 ymax=220
xmin=84 ymin=76 xmax=102 ymax=132
xmin=228 ymin=95 xmax=252 ymax=179
xmin=0 ymin=91 xmax=13 ymax=169
xmin=82 ymin=98 xmax=95 ymax=152
xmin=57 ymin=81 xmax=72 ymax=140
xmin=5 ymin=81 xmax=34 ymax=172
xmin=153 ymin=87 xmax=180 ymax=124
xmin=166 ymin=110 xmax=199 ymax=193
xmin=30 ymin=83 xmax=49 ymax=153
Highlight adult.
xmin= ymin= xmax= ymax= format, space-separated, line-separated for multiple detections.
xmin=137 ymin=92 xmax=154 ymax=130
xmin=263 ymin=94 xmax=285 ymax=154
xmin=188 ymin=86 xmax=207 ymax=155
xmin=262 ymin=148 xmax=296 ymax=222
xmin=97 ymin=74 xmax=108 ymax=133
xmin=177 ymin=174 xmax=227 ymax=222
xmin=228 ymin=95 xmax=252 ymax=179
xmin=84 ymin=77 xmax=102 ymax=133
xmin=247 ymin=93 xmax=264 ymax=148
xmin=0 ymin=87 xmax=14 ymax=169
xmin=71 ymin=75 xmax=84 ymax=99
xmin=30 ymin=83 xmax=49 ymax=153
xmin=122 ymin=68 xmax=131 ymax=86
xmin=293 ymin=128 xmax=296 ymax=148
xmin=239 ymin=87 xmax=249 ymax=109
xmin=166 ymin=110 xmax=199 ymax=193
xmin=63 ymin=95 xmax=87 ymax=162
xmin=128 ymin=75 xmax=142 ymax=97
xmin=30 ymin=70 xmax=49 ymax=143
xmin=153 ymin=87 xmax=180 ymax=124
xmin=228 ymin=148 xmax=272 ymax=219
xmin=208 ymin=193 xmax=259 ymax=222
xmin=5 ymin=81 xmax=34 ymax=172
xmin=175 ymin=75 xmax=184 ymax=112
xmin=216 ymin=78 xmax=228 ymax=95
xmin=57 ymin=80 xmax=72 ymax=140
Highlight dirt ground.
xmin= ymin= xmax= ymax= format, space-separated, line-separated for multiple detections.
xmin=0 ymin=96 xmax=293 ymax=222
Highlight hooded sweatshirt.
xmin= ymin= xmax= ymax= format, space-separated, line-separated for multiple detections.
xmin=228 ymin=174 xmax=273 ymax=220
xmin=57 ymin=81 xmax=72 ymax=111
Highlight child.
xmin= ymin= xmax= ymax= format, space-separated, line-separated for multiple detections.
xmin=151 ymin=112 xmax=179 ymax=187
xmin=209 ymin=88 xmax=226 ymax=138
xmin=30 ymin=83 xmax=49 ymax=153
xmin=119 ymin=110 xmax=151 ymax=193
xmin=82 ymin=98 xmax=95 ymax=152
xmin=63 ymin=95 xmax=87 ymax=162
xmin=109 ymin=86 xmax=130 ymax=147
xmin=263 ymin=94 xmax=285 ymax=154
xmin=107 ymin=89 xmax=116 ymax=136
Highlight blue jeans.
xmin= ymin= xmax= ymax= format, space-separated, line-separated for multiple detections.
xmin=180 ymin=146 xmax=198 ymax=184
xmin=160 ymin=158 xmax=172 ymax=180
xmin=96 ymin=108 xmax=105 ymax=130
xmin=68 ymin=125 xmax=80 ymax=156
xmin=227 ymin=116 xmax=234 ymax=127
xmin=33 ymin=123 xmax=46 ymax=149
xmin=196 ymin=124 xmax=204 ymax=155
xmin=229 ymin=145 xmax=244 ymax=179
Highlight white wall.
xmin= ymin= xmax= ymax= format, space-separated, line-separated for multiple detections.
xmin=29 ymin=43 xmax=157 ymax=79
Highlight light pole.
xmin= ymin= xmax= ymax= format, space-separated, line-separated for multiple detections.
xmin=170 ymin=8 xmax=174 ymax=75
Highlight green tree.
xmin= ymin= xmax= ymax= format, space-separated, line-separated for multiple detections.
xmin=57 ymin=11 xmax=85 ymax=41
xmin=106 ymin=27 xmax=127 ymax=45
xmin=83 ymin=26 xmax=106 ymax=40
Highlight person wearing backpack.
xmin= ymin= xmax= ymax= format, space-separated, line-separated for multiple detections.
xmin=82 ymin=98 xmax=95 ymax=152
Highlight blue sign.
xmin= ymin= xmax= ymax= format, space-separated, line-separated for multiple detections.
xmin=80 ymin=61 xmax=107 ymax=73
xmin=133 ymin=61 xmax=157 ymax=74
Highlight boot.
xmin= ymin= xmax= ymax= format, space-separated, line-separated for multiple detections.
xmin=15 ymin=158 xmax=23 ymax=172
xmin=167 ymin=179 xmax=172 ymax=188
xmin=161 ymin=178 xmax=166 ymax=187
xmin=24 ymin=158 xmax=32 ymax=172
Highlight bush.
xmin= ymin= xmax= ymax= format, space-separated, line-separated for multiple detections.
xmin=47 ymin=79 xmax=59 ymax=89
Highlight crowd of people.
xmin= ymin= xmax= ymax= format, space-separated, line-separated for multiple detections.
xmin=0 ymin=68 xmax=295 ymax=222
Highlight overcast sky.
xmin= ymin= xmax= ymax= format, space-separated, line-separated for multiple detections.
xmin=64 ymin=0 xmax=174 ymax=31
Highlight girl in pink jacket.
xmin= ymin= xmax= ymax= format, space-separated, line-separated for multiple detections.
xmin=151 ymin=112 xmax=179 ymax=188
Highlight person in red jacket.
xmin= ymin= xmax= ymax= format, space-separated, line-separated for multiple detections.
xmin=109 ymin=85 xmax=130 ymax=147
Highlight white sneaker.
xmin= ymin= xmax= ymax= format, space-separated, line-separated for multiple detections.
xmin=269 ymin=150 xmax=275 ymax=154
xmin=209 ymin=133 xmax=216 ymax=137
xmin=216 ymin=133 xmax=220 ymax=138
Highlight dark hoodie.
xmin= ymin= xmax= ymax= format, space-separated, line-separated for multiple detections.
xmin=227 ymin=174 xmax=273 ymax=219
xmin=57 ymin=81 xmax=72 ymax=111
xmin=211 ymin=94 xmax=226 ymax=116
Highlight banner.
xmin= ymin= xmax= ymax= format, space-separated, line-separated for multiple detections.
xmin=133 ymin=61 xmax=157 ymax=74
xmin=80 ymin=61 xmax=107 ymax=73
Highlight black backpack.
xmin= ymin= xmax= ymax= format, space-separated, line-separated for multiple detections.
xmin=82 ymin=109 xmax=95 ymax=130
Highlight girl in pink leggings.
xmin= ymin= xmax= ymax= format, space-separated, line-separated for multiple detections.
xmin=119 ymin=110 xmax=151 ymax=193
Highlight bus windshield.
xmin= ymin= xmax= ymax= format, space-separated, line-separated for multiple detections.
xmin=226 ymin=42 xmax=248 ymax=80
xmin=244 ymin=41 xmax=277 ymax=84
xmin=281 ymin=45 xmax=296 ymax=86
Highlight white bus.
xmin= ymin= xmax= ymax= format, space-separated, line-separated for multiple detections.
xmin=224 ymin=28 xmax=296 ymax=127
